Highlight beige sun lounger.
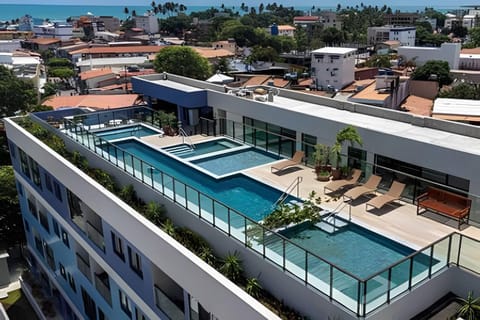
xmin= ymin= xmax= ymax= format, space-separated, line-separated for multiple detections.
xmin=271 ymin=151 xmax=305 ymax=173
xmin=365 ymin=181 xmax=406 ymax=210
xmin=343 ymin=174 xmax=382 ymax=202
xmin=323 ymin=169 xmax=362 ymax=194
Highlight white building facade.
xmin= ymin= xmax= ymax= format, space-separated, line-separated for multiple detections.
xmin=398 ymin=42 xmax=461 ymax=69
xmin=311 ymin=47 xmax=356 ymax=90
xmin=33 ymin=22 xmax=73 ymax=41
xmin=134 ymin=14 xmax=159 ymax=34
xmin=368 ymin=26 xmax=416 ymax=46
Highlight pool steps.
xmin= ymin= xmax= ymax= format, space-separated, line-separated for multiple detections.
xmin=163 ymin=145 xmax=194 ymax=156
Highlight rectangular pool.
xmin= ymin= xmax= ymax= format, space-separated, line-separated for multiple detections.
xmin=191 ymin=148 xmax=280 ymax=175
xmin=163 ymin=138 xmax=243 ymax=158
xmin=96 ymin=124 xmax=162 ymax=140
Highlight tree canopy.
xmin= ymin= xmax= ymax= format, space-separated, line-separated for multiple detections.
xmin=153 ymin=46 xmax=212 ymax=80
xmin=0 ymin=165 xmax=23 ymax=249
xmin=439 ymin=83 xmax=480 ymax=100
xmin=411 ymin=60 xmax=453 ymax=87
xmin=0 ymin=65 xmax=37 ymax=117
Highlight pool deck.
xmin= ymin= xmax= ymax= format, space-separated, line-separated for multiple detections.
xmin=140 ymin=134 xmax=480 ymax=250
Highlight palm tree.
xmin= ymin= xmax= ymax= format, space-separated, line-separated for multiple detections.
xmin=245 ymin=277 xmax=263 ymax=298
xmin=162 ymin=219 xmax=176 ymax=236
xmin=458 ymin=292 xmax=480 ymax=320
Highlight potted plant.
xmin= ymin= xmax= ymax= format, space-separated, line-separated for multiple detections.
xmin=312 ymin=144 xmax=332 ymax=180
xmin=331 ymin=126 xmax=363 ymax=180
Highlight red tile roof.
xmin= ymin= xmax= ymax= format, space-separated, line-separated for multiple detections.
xmin=79 ymin=68 xmax=113 ymax=80
xmin=28 ymin=38 xmax=62 ymax=45
xmin=70 ymin=45 xmax=165 ymax=55
xmin=294 ymin=16 xmax=320 ymax=22
xmin=44 ymin=94 xmax=141 ymax=109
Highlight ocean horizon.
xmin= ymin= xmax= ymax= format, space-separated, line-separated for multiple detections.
xmin=0 ymin=3 xmax=460 ymax=22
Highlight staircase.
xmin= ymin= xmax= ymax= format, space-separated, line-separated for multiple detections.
xmin=164 ymin=144 xmax=195 ymax=157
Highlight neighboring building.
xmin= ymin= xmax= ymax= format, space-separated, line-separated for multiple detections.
xmin=462 ymin=15 xmax=478 ymax=29
xmin=134 ymin=13 xmax=159 ymax=34
xmin=21 ymin=37 xmax=62 ymax=52
xmin=76 ymin=56 xmax=150 ymax=72
xmin=367 ymin=26 xmax=416 ymax=46
xmin=0 ymin=40 xmax=22 ymax=52
xmin=398 ymin=42 xmax=461 ymax=69
xmin=0 ymin=31 xmax=33 ymax=40
xmin=212 ymin=39 xmax=236 ymax=55
xmin=445 ymin=14 xmax=461 ymax=29
xmin=459 ymin=47 xmax=480 ymax=70
xmin=269 ymin=24 xmax=295 ymax=37
xmin=91 ymin=16 xmax=121 ymax=33
xmin=311 ymin=47 xmax=357 ymax=90
xmin=33 ymin=22 xmax=73 ymax=41
xmin=0 ymin=52 xmax=44 ymax=92
xmin=417 ymin=17 xmax=438 ymax=30
xmin=383 ymin=12 xmax=421 ymax=26
xmin=69 ymin=45 xmax=164 ymax=65
xmin=318 ymin=11 xmax=341 ymax=30
xmin=432 ymin=97 xmax=480 ymax=122
xmin=79 ymin=68 xmax=117 ymax=92
xmin=6 ymin=72 xmax=480 ymax=320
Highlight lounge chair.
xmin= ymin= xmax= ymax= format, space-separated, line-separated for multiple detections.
xmin=343 ymin=174 xmax=382 ymax=202
xmin=323 ymin=169 xmax=362 ymax=194
xmin=365 ymin=181 xmax=406 ymax=211
xmin=271 ymin=151 xmax=305 ymax=173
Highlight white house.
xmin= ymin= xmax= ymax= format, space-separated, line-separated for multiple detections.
xmin=367 ymin=26 xmax=416 ymax=46
xmin=134 ymin=13 xmax=159 ymax=34
xmin=33 ymin=22 xmax=73 ymax=41
xmin=311 ymin=47 xmax=356 ymax=90
xmin=398 ymin=42 xmax=461 ymax=69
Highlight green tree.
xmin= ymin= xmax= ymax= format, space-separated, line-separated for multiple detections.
xmin=467 ymin=27 xmax=480 ymax=47
xmin=294 ymin=27 xmax=308 ymax=52
xmin=439 ymin=83 xmax=480 ymax=100
xmin=411 ymin=60 xmax=453 ymax=87
xmin=365 ymin=54 xmax=392 ymax=68
xmin=321 ymin=27 xmax=344 ymax=46
xmin=0 ymin=65 xmax=37 ymax=117
xmin=48 ymin=67 xmax=74 ymax=79
xmin=47 ymin=58 xmax=73 ymax=68
xmin=0 ymin=166 xmax=24 ymax=249
xmin=153 ymin=46 xmax=211 ymax=80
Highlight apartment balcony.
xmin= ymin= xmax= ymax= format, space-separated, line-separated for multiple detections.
xmin=94 ymin=272 xmax=112 ymax=306
xmin=86 ymin=220 xmax=105 ymax=252
xmin=76 ymin=252 xmax=91 ymax=282
xmin=154 ymin=284 xmax=184 ymax=319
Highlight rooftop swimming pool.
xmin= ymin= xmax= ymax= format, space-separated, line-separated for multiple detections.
xmin=163 ymin=138 xmax=243 ymax=158
xmin=112 ymin=139 xmax=289 ymax=220
xmin=95 ymin=124 xmax=162 ymax=140
xmin=192 ymin=149 xmax=280 ymax=176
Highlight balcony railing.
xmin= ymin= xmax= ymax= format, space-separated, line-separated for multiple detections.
xmin=86 ymin=220 xmax=105 ymax=252
xmin=23 ymin=110 xmax=480 ymax=317
xmin=154 ymin=284 xmax=184 ymax=319
xmin=94 ymin=272 xmax=112 ymax=306
xmin=76 ymin=252 xmax=91 ymax=282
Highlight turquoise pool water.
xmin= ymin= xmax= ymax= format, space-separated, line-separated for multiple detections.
xmin=192 ymin=149 xmax=280 ymax=175
xmin=96 ymin=125 xmax=160 ymax=140
xmin=163 ymin=138 xmax=243 ymax=158
xmin=112 ymin=139 xmax=289 ymax=220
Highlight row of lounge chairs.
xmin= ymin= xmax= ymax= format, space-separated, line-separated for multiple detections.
xmin=324 ymin=169 xmax=406 ymax=210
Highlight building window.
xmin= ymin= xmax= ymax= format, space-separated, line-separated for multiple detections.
xmin=53 ymin=181 xmax=62 ymax=202
xmin=52 ymin=219 xmax=60 ymax=237
xmin=17 ymin=181 xmax=23 ymax=196
xmin=19 ymin=149 xmax=30 ymax=179
xmin=111 ymin=232 xmax=124 ymax=261
xmin=62 ymin=229 xmax=70 ymax=248
xmin=128 ymin=247 xmax=143 ymax=278
xmin=39 ymin=211 xmax=49 ymax=233
xmin=98 ymin=307 xmax=108 ymax=320
xmin=68 ymin=273 xmax=76 ymax=292
xmin=81 ymin=286 xmax=97 ymax=320
xmin=135 ymin=307 xmax=148 ymax=320
xmin=29 ymin=158 xmax=42 ymax=189
xmin=44 ymin=173 xmax=53 ymax=192
xmin=45 ymin=242 xmax=55 ymax=271
xmin=59 ymin=263 xmax=66 ymax=279
xmin=119 ymin=290 xmax=132 ymax=317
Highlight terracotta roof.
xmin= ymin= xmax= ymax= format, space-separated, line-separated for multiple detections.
xmin=70 ymin=45 xmax=165 ymax=55
xmin=28 ymin=38 xmax=62 ymax=45
xmin=401 ymin=95 xmax=433 ymax=116
xmin=79 ymin=68 xmax=113 ymax=80
xmin=272 ymin=78 xmax=290 ymax=87
xmin=192 ymin=47 xmax=234 ymax=59
xmin=117 ymin=69 xmax=156 ymax=77
xmin=277 ymin=25 xmax=296 ymax=31
xmin=461 ymin=47 xmax=480 ymax=55
xmin=349 ymin=82 xmax=389 ymax=102
xmin=294 ymin=16 xmax=320 ymax=22
xmin=44 ymin=94 xmax=140 ymax=109
xmin=243 ymin=75 xmax=270 ymax=86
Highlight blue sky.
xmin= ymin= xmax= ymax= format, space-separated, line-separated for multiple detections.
xmin=0 ymin=0 xmax=474 ymax=6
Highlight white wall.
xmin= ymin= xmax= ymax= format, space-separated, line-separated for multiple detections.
xmin=398 ymin=43 xmax=461 ymax=69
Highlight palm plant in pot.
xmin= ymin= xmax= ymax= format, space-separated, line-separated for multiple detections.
xmin=331 ymin=126 xmax=363 ymax=180
xmin=312 ymin=144 xmax=331 ymax=181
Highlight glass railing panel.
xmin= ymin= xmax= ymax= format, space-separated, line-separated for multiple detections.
xmin=154 ymin=285 xmax=184 ymax=319
xmin=199 ymin=194 xmax=213 ymax=224
xmin=306 ymin=253 xmax=330 ymax=295
xmin=245 ymin=220 xmax=263 ymax=254
xmin=229 ymin=210 xmax=245 ymax=244
xmin=449 ymin=233 xmax=461 ymax=264
xmin=94 ymin=274 xmax=112 ymax=306
xmin=132 ymin=156 xmax=142 ymax=179
xmin=365 ymin=270 xmax=388 ymax=314
xmin=458 ymin=236 xmax=480 ymax=274
xmin=101 ymin=140 xmax=109 ymax=159
xmin=142 ymin=163 xmax=153 ymax=186
xmin=86 ymin=221 xmax=105 ymax=252
xmin=411 ymin=248 xmax=431 ymax=287
xmin=332 ymin=267 xmax=359 ymax=313
xmin=152 ymin=170 xmax=162 ymax=191
xmin=174 ymin=180 xmax=187 ymax=207
xmin=284 ymin=242 xmax=306 ymax=281
xmin=389 ymin=259 xmax=411 ymax=300
xmin=431 ymin=237 xmax=450 ymax=274
xmin=213 ymin=202 xmax=229 ymax=234
xmin=185 ymin=186 xmax=200 ymax=215
xmin=124 ymin=153 xmax=134 ymax=175
xmin=163 ymin=174 xmax=174 ymax=200
xmin=263 ymin=232 xmax=284 ymax=267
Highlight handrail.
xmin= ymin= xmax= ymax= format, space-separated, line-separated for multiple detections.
xmin=322 ymin=201 xmax=349 ymax=225
xmin=274 ymin=176 xmax=303 ymax=206
xmin=178 ymin=127 xmax=195 ymax=149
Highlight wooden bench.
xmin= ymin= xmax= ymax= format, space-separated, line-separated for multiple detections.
xmin=416 ymin=186 xmax=471 ymax=229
